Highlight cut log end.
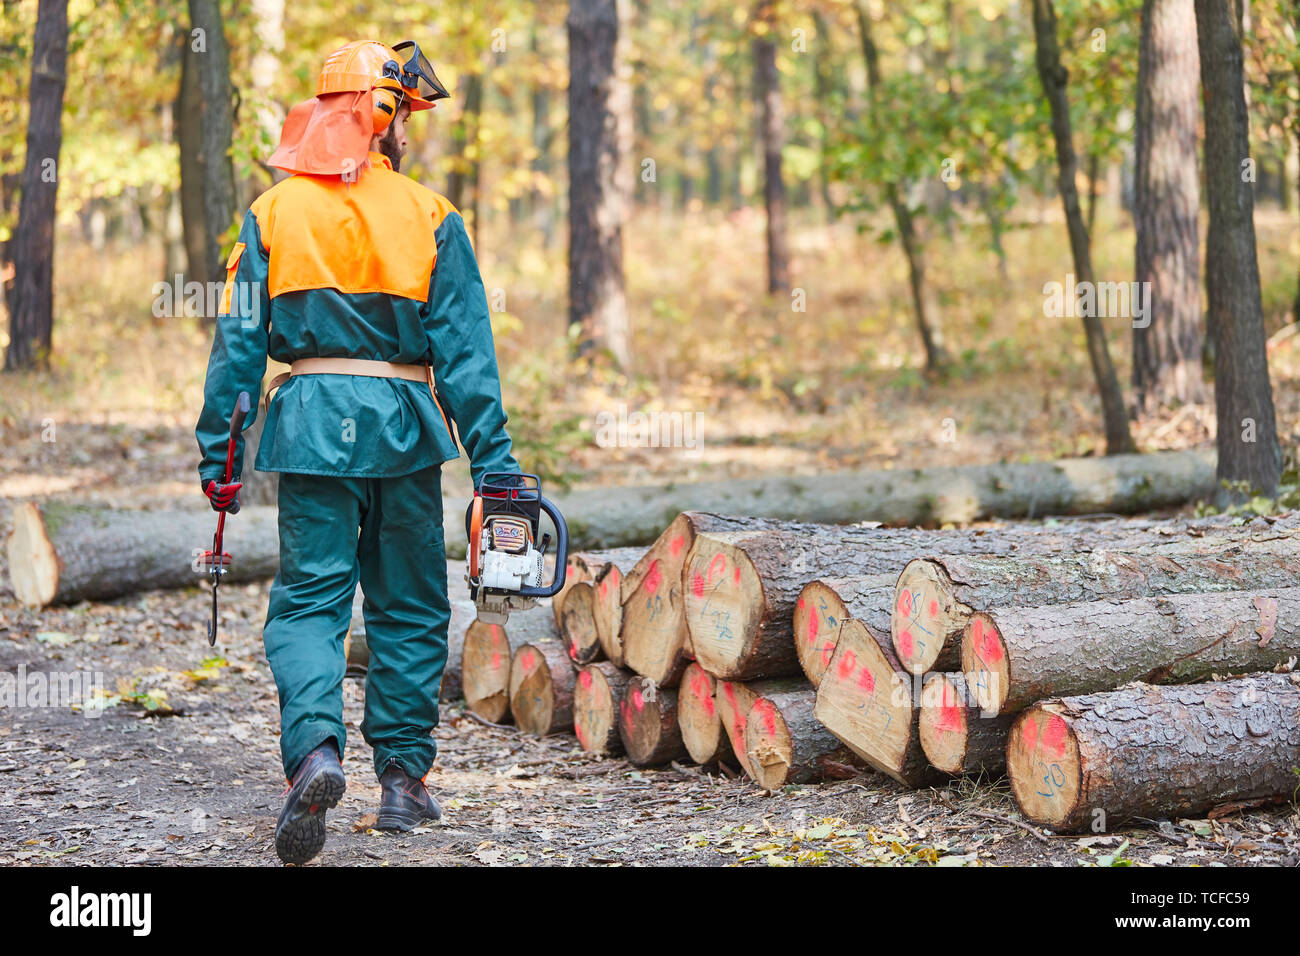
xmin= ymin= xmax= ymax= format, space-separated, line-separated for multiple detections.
xmin=677 ymin=662 xmax=731 ymax=765
xmin=8 ymin=502 xmax=59 ymax=607
xmin=682 ymin=537 xmax=763 ymax=680
xmin=743 ymin=697 xmax=795 ymax=790
xmin=892 ymin=559 xmax=960 ymax=675
xmin=509 ymin=642 xmax=575 ymax=736
xmin=573 ymin=663 xmax=626 ymax=755
xmin=918 ymin=674 xmax=970 ymax=775
xmin=618 ymin=677 xmax=687 ymax=766
xmin=793 ymin=581 xmax=848 ymax=688
xmin=560 ymin=582 xmax=601 ymax=664
xmin=960 ymin=611 xmax=1009 ymax=714
xmin=462 ymin=619 xmax=515 ymax=723
xmin=1006 ymin=706 xmax=1082 ymax=829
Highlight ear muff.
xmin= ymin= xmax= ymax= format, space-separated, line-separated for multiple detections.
xmin=372 ymin=87 xmax=400 ymax=133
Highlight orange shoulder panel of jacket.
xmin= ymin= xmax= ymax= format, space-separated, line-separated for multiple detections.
xmin=249 ymin=160 xmax=454 ymax=302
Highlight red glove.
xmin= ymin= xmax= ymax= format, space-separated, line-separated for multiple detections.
xmin=203 ymin=480 xmax=243 ymax=514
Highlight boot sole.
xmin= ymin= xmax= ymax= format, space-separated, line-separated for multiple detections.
xmin=275 ymin=764 xmax=346 ymax=864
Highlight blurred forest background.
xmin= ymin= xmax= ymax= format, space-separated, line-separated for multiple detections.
xmin=1 ymin=0 xmax=1298 ymax=510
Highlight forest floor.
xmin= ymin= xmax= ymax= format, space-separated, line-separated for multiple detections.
xmin=2 ymin=206 xmax=1300 ymax=865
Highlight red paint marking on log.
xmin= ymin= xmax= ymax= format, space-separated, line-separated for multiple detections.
xmin=691 ymin=571 xmax=705 ymax=599
xmin=936 ymin=692 xmax=963 ymax=734
xmin=707 ymin=553 xmax=726 ymax=585
xmin=491 ymin=652 xmax=501 ymax=670
xmin=632 ymin=686 xmax=644 ymax=711
xmin=820 ymin=642 xmax=836 ymax=667
xmin=733 ymin=565 xmax=741 ymax=586
xmin=704 ymin=695 xmax=715 ymax=717
xmin=898 ymin=629 xmax=914 ymax=658
xmin=897 ymin=590 xmax=911 ymax=615
xmin=755 ymin=700 xmax=777 ymax=736
xmin=971 ymin=616 xmax=983 ymax=642
xmin=600 ymin=580 xmax=608 ymax=598
xmin=980 ymin=623 xmax=1003 ymax=663
xmin=579 ymin=669 xmax=593 ymax=690
xmin=1042 ymin=715 xmax=1068 ymax=759
xmin=670 ymin=534 xmax=685 ymax=558
xmin=807 ymin=608 xmax=819 ymax=644
xmin=837 ymin=649 xmax=857 ymax=680
xmin=644 ymin=559 xmax=662 ymax=595
xmin=856 ymin=667 xmax=875 ymax=694
xmin=575 ymin=723 xmax=589 ymax=749
xmin=1022 ymin=718 xmax=1038 ymax=752
xmin=520 ymin=650 xmax=535 ymax=672
xmin=928 ymin=600 xmax=938 ymax=618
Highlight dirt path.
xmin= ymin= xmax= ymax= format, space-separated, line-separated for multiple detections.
xmin=2 ymin=568 xmax=1298 ymax=868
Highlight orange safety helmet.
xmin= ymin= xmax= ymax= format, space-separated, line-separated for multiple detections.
xmin=318 ymin=40 xmax=447 ymax=131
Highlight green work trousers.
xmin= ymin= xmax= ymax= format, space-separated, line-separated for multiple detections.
xmin=263 ymin=466 xmax=449 ymax=781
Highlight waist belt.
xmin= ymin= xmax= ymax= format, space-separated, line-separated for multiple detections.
xmin=263 ymin=358 xmax=453 ymax=438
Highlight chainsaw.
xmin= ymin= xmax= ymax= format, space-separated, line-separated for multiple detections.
xmin=197 ymin=391 xmax=251 ymax=646
xmin=464 ymin=472 xmax=568 ymax=624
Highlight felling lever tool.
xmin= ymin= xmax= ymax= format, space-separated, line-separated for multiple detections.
xmin=197 ymin=391 xmax=251 ymax=645
xmin=465 ymin=472 xmax=568 ymax=624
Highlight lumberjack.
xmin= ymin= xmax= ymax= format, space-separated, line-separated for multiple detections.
xmin=195 ymin=40 xmax=524 ymax=864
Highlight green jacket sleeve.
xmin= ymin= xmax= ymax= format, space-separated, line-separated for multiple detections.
xmin=422 ymin=211 xmax=520 ymax=489
xmin=195 ymin=211 xmax=271 ymax=485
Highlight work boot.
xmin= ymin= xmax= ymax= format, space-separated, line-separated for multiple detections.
xmin=377 ymin=760 xmax=442 ymax=831
xmin=274 ymin=742 xmax=346 ymax=864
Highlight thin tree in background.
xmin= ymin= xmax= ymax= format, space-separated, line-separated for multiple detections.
xmin=4 ymin=0 xmax=67 ymax=371
xmin=1195 ymin=0 xmax=1282 ymax=500
xmin=1030 ymin=0 xmax=1135 ymax=454
xmin=753 ymin=0 xmax=790 ymax=294
xmin=1133 ymin=0 xmax=1204 ymax=415
xmin=567 ymin=0 xmax=630 ymax=369
xmin=854 ymin=1 xmax=948 ymax=372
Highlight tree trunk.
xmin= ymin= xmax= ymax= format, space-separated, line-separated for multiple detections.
xmin=7 ymin=502 xmax=279 ymax=608
xmin=462 ymin=612 xmax=560 ymax=723
xmin=1133 ymin=0 xmax=1205 ymax=416
xmin=715 ymin=677 xmax=807 ymax=780
xmin=185 ymin=0 xmax=236 ymax=295
xmin=854 ymin=0 xmax=947 ymax=371
xmin=440 ymin=448 xmax=1219 ymax=556
xmin=896 ymin=516 xmax=1300 ymax=674
xmin=4 ymin=0 xmax=67 ymax=371
xmin=918 ymin=673 xmax=1013 ymax=776
xmin=574 ymin=661 xmax=631 ymax=755
xmin=964 ymin=587 xmax=1300 ymax=716
xmin=1031 ymin=0 xmax=1135 ymax=455
xmin=447 ymin=69 xmax=483 ymax=244
xmin=1195 ymin=0 xmax=1282 ymax=501
xmin=677 ymin=661 xmax=733 ymax=765
xmin=1008 ymin=674 xmax=1300 ymax=831
xmin=620 ymin=512 xmax=797 ymax=684
xmin=509 ymin=640 xmax=577 ymax=736
xmin=814 ymin=619 xmax=944 ymax=787
xmin=753 ymin=0 xmax=790 ymax=293
xmin=743 ymin=686 xmax=859 ymax=788
xmin=618 ymin=677 xmax=688 ymax=766
xmin=567 ymin=0 xmax=630 ymax=369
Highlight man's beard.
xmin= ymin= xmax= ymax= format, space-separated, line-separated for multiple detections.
xmin=377 ymin=124 xmax=403 ymax=172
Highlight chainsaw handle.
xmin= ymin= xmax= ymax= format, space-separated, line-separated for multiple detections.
xmin=518 ymin=496 xmax=567 ymax=598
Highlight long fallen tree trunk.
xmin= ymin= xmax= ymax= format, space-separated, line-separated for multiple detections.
xmin=510 ymin=641 xmax=577 ymax=736
xmin=619 ymin=513 xmax=799 ymax=684
xmin=895 ymin=517 xmax=1300 ymax=675
xmin=677 ymin=662 xmax=733 ymax=765
xmin=618 ymin=677 xmax=689 ymax=766
xmin=964 ymin=587 xmax=1300 ymax=716
xmin=462 ymin=612 xmax=560 ymax=723
xmin=917 ymin=673 xmax=1013 ymax=776
xmin=441 ymin=449 xmax=1218 ymax=554
xmin=1008 ymin=674 xmax=1300 ymax=831
xmin=814 ymin=619 xmax=943 ymax=788
xmin=743 ymin=686 xmax=860 ymax=789
xmin=573 ymin=661 xmax=631 ymax=755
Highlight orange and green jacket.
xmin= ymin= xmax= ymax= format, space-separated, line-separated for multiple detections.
xmin=195 ymin=151 xmax=518 ymax=488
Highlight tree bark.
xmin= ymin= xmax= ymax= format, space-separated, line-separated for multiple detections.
xmin=896 ymin=515 xmax=1300 ymax=674
xmin=618 ymin=677 xmax=688 ymax=766
xmin=1133 ymin=0 xmax=1205 ymax=415
xmin=1031 ymin=0 xmax=1135 ymax=455
xmin=678 ymin=661 xmax=733 ymax=765
xmin=743 ymin=686 xmax=859 ymax=788
xmin=509 ymin=640 xmax=577 ymax=736
xmin=4 ymin=0 xmax=67 ymax=371
xmin=1008 ymin=674 xmax=1300 ymax=831
xmin=854 ymin=0 xmax=946 ymax=371
xmin=462 ymin=613 xmax=560 ymax=723
xmin=964 ymin=587 xmax=1300 ymax=716
xmin=918 ymin=673 xmax=1014 ymax=775
xmin=1195 ymin=0 xmax=1283 ymax=501
xmin=441 ymin=449 xmax=1219 ymax=557
xmin=574 ymin=661 xmax=631 ymax=755
xmin=184 ymin=0 xmax=236 ymax=294
xmin=567 ymin=0 xmax=630 ymax=369
xmin=447 ymin=69 xmax=483 ymax=245
xmin=814 ymin=619 xmax=944 ymax=787
xmin=753 ymin=0 xmax=790 ymax=293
